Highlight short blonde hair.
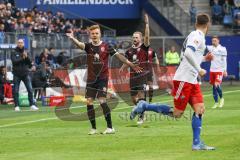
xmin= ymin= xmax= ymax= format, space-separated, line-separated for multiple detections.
xmin=88 ymin=25 xmax=101 ymax=31
xmin=133 ymin=31 xmax=143 ymax=38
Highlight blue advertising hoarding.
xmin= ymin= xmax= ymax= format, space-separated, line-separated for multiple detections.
xmin=15 ymin=0 xmax=141 ymax=19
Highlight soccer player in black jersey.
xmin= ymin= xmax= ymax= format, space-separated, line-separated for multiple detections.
xmin=67 ymin=25 xmax=141 ymax=135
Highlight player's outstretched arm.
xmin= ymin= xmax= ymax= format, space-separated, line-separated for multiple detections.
xmin=115 ymin=53 xmax=142 ymax=73
xmin=119 ymin=64 xmax=129 ymax=73
xmin=184 ymin=47 xmax=206 ymax=76
xmin=66 ymin=31 xmax=85 ymax=50
xmin=144 ymin=14 xmax=150 ymax=47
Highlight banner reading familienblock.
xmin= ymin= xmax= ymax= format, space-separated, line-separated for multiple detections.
xmin=15 ymin=0 xmax=141 ymax=19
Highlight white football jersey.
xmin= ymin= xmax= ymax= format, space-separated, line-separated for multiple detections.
xmin=173 ymin=30 xmax=206 ymax=84
xmin=207 ymin=44 xmax=227 ymax=72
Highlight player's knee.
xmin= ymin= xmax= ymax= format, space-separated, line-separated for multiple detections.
xmin=137 ymin=91 xmax=145 ymax=99
xmin=131 ymin=96 xmax=137 ymax=105
xmin=197 ymin=107 xmax=205 ymax=115
xmin=193 ymin=105 xmax=205 ymax=115
xmin=214 ymin=82 xmax=220 ymax=87
xmin=98 ymin=97 xmax=106 ymax=104
xmin=86 ymin=98 xmax=93 ymax=105
xmin=173 ymin=109 xmax=184 ymax=118
xmin=173 ymin=112 xmax=183 ymax=118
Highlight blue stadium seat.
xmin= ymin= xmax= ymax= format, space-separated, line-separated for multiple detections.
xmin=233 ymin=9 xmax=240 ymax=17
xmin=223 ymin=15 xmax=233 ymax=25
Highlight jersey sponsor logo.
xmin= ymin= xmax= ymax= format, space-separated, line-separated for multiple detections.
xmin=103 ymin=87 xmax=107 ymax=92
xmin=94 ymin=53 xmax=100 ymax=61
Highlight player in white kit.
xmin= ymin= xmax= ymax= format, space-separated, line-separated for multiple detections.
xmin=207 ymin=36 xmax=227 ymax=108
xmin=130 ymin=14 xmax=215 ymax=150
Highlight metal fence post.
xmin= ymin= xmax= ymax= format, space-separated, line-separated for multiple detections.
xmin=162 ymin=37 xmax=166 ymax=66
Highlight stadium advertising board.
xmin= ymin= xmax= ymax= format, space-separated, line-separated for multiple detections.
xmin=15 ymin=0 xmax=141 ymax=19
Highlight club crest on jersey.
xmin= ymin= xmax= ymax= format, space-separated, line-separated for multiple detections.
xmin=137 ymin=48 xmax=141 ymax=52
xmin=194 ymin=40 xmax=199 ymax=45
xmin=180 ymin=95 xmax=185 ymax=100
xmin=101 ymin=47 xmax=105 ymax=52
xmin=133 ymin=54 xmax=137 ymax=61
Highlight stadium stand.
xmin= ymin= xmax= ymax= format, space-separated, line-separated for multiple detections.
xmin=158 ymin=0 xmax=237 ymax=35
xmin=0 ymin=2 xmax=88 ymax=34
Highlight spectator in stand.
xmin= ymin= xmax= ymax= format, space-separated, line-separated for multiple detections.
xmin=67 ymin=59 xmax=74 ymax=69
xmin=32 ymin=60 xmax=51 ymax=100
xmin=189 ymin=0 xmax=197 ymax=25
xmin=165 ymin=46 xmax=180 ymax=65
xmin=0 ymin=66 xmax=6 ymax=104
xmin=47 ymin=47 xmax=57 ymax=68
xmin=223 ymin=0 xmax=233 ymax=15
xmin=212 ymin=0 xmax=224 ymax=24
xmin=56 ymin=51 xmax=67 ymax=67
xmin=0 ymin=65 xmax=13 ymax=104
xmin=39 ymin=48 xmax=49 ymax=64
xmin=210 ymin=0 xmax=226 ymax=6
xmin=0 ymin=3 xmax=84 ymax=35
xmin=0 ymin=24 xmax=5 ymax=43
xmin=234 ymin=0 xmax=240 ymax=7
xmin=234 ymin=11 xmax=240 ymax=32
xmin=5 ymin=0 xmax=15 ymax=6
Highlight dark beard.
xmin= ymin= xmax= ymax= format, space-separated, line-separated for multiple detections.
xmin=16 ymin=47 xmax=24 ymax=53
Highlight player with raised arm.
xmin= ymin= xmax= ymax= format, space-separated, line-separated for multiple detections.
xmin=130 ymin=14 xmax=215 ymax=150
xmin=119 ymin=14 xmax=152 ymax=124
xmin=207 ymin=36 xmax=227 ymax=108
xmin=66 ymin=25 xmax=141 ymax=135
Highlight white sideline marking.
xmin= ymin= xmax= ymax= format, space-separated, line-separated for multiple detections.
xmin=0 ymin=117 xmax=57 ymax=128
xmin=0 ymin=89 xmax=240 ymax=128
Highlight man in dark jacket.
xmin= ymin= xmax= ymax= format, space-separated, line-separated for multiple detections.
xmin=11 ymin=39 xmax=39 ymax=111
xmin=0 ymin=66 xmax=6 ymax=104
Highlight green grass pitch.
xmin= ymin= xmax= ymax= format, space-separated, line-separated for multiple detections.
xmin=0 ymin=84 xmax=240 ymax=160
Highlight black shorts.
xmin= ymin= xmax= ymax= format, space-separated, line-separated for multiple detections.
xmin=147 ymin=71 xmax=153 ymax=82
xmin=130 ymin=74 xmax=147 ymax=97
xmin=85 ymin=78 xmax=108 ymax=99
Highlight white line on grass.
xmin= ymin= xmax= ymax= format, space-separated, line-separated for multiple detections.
xmin=0 ymin=117 xmax=57 ymax=128
xmin=0 ymin=89 xmax=240 ymax=128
